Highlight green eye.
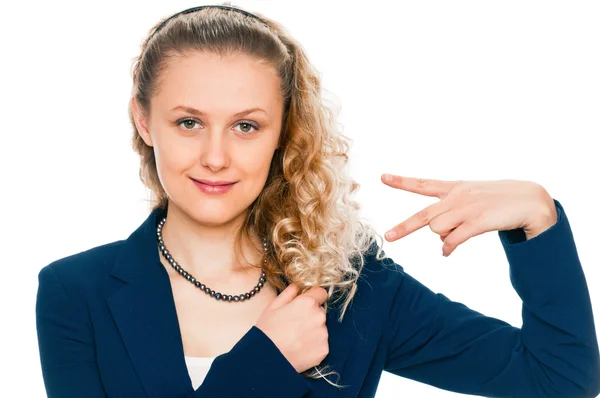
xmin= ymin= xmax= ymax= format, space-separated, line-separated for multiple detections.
xmin=176 ymin=118 xmax=200 ymax=130
xmin=237 ymin=121 xmax=259 ymax=134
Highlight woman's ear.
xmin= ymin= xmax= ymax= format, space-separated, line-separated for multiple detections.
xmin=131 ymin=96 xmax=153 ymax=147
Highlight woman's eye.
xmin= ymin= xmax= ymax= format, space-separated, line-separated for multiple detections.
xmin=235 ymin=121 xmax=259 ymax=134
xmin=177 ymin=118 xmax=200 ymax=130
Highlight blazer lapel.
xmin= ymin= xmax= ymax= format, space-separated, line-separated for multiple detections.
xmin=107 ymin=207 xmax=194 ymax=398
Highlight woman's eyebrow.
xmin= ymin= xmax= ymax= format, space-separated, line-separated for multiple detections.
xmin=169 ymin=106 xmax=268 ymax=117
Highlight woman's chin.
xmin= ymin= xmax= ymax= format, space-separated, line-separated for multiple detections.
xmin=188 ymin=205 xmax=246 ymax=226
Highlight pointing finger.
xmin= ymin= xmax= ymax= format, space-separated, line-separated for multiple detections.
xmin=382 ymin=174 xmax=460 ymax=199
xmin=385 ymin=200 xmax=450 ymax=241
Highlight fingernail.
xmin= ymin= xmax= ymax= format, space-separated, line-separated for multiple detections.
xmin=385 ymin=230 xmax=396 ymax=240
xmin=383 ymin=174 xmax=393 ymax=182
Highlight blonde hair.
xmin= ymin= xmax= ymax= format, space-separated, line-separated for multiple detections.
xmin=128 ymin=2 xmax=389 ymax=387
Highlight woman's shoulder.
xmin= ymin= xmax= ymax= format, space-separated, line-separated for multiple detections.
xmin=346 ymin=241 xmax=408 ymax=310
xmin=359 ymin=241 xmax=406 ymax=287
xmin=326 ymin=242 xmax=411 ymax=345
xmin=37 ymin=239 xmax=127 ymax=291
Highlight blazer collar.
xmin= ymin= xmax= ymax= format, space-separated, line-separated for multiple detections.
xmin=107 ymin=206 xmax=195 ymax=398
xmin=109 ymin=206 xmax=166 ymax=283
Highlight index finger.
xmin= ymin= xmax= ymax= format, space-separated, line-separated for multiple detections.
xmin=385 ymin=200 xmax=448 ymax=241
xmin=299 ymin=286 xmax=328 ymax=306
xmin=382 ymin=174 xmax=460 ymax=198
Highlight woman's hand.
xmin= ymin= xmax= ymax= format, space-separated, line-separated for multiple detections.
xmin=381 ymin=175 xmax=558 ymax=256
xmin=255 ymin=283 xmax=329 ymax=373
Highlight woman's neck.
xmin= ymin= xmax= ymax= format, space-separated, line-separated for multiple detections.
xmin=159 ymin=203 xmax=263 ymax=281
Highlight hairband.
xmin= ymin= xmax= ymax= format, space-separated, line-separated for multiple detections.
xmin=151 ymin=4 xmax=269 ymax=38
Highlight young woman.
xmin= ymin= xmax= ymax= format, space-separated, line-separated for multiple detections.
xmin=35 ymin=4 xmax=600 ymax=397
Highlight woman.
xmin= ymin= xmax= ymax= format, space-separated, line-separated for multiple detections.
xmin=35 ymin=3 xmax=600 ymax=397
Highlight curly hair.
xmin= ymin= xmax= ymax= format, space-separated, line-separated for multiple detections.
xmin=128 ymin=2 xmax=389 ymax=387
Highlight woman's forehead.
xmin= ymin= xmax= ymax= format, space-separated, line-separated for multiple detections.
xmin=160 ymin=51 xmax=278 ymax=85
xmin=152 ymin=51 xmax=283 ymax=115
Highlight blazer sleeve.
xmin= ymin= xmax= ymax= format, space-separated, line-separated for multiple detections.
xmin=36 ymin=265 xmax=108 ymax=398
xmin=382 ymin=199 xmax=600 ymax=397
xmin=192 ymin=326 xmax=312 ymax=397
xmin=36 ymin=265 xmax=312 ymax=398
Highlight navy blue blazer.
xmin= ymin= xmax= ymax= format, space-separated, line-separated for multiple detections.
xmin=36 ymin=199 xmax=600 ymax=397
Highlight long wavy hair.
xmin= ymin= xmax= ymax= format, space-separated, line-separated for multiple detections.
xmin=128 ymin=2 xmax=389 ymax=387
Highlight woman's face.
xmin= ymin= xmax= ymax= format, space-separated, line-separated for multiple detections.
xmin=133 ymin=51 xmax=283 ymax=226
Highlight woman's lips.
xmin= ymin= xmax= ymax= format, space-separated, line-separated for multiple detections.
xmin=192 ymin=179 xmax=236 ymax=195
xmin=195 ymin=179 xmax=236 ymax=186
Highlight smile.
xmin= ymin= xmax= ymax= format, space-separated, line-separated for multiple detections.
xmin=192 ymin=179 xmax=236 ymax=195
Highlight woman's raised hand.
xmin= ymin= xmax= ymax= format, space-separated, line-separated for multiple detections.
xmin=381 ymin=174 xmax=558 ymax=256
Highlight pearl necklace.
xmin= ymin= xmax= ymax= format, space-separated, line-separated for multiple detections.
xmin=156 ymin=217 xmax=267 ymax=302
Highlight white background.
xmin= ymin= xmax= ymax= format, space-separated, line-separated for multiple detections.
xmin=1 ymin=1 xmax=599 ymax=396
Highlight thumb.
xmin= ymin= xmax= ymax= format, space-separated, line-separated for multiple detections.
xmin=266 ymin=283 xmax=299 ymax=312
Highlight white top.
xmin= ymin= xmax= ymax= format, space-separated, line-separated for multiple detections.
xmin=184 ymin=355 xmax=216 ymax=390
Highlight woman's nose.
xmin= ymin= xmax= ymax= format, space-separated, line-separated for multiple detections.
xmin=199 ymin=129 xmax=230 ymax=171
